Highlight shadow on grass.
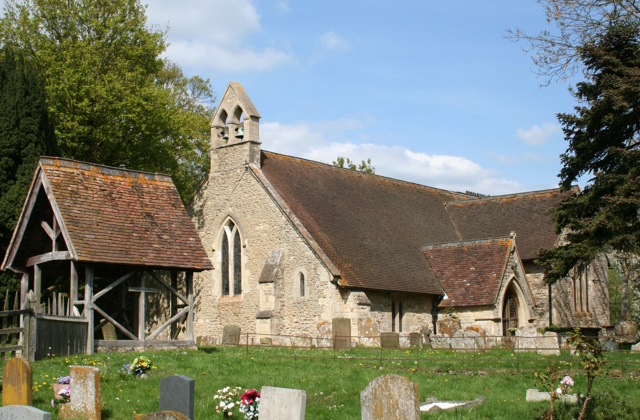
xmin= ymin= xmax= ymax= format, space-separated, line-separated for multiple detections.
xmin=197 ymin=346 xmax=220 ymax=354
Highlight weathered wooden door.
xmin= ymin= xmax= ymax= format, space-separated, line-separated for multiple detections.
xmin=502 ymin=288 xmax=519 ymax=336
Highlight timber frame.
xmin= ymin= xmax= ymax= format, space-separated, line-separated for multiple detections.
xmin=2 ymin=158 xmax=212 ymax=354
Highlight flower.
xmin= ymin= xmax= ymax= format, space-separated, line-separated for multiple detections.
xmin=560 ymin=375 xmax=574 ymax=394
xmin=56 ymin=376 xmax=70 ymax=385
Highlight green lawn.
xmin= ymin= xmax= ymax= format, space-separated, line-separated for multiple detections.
xmin=2 ymin=346 xmax=639 ymax=419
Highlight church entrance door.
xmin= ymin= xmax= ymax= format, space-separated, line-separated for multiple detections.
xmin=502 ymin=287 xmax=519 ymax=336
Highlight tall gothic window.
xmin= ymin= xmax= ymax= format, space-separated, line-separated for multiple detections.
xmin=299 ymin=273 xmax=305 ymax=297
xmin=221 ymin=220 xmax=242 ymax=296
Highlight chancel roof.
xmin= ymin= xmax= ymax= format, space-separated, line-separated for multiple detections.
xmin=2 ymin=157 xmax=212 ymax=271
xmin=259 ymin=151 xmax=471 ymax=295
xmin=445 ymin=189 xmax=571 ymax=260
xmin=423 ymin=237 xmax=514 ymax=307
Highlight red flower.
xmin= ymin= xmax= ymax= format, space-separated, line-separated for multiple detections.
xmin=241 ymin=389 xmax=260 ymax=405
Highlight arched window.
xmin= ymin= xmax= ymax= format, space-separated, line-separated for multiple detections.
xmin=221 ymin=220 xmax=242 ymax=296
xmin=299 ymin=273 xmax=305 ymax=297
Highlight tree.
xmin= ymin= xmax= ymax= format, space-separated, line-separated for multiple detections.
xmin=537 ymin=22 xmax=640 ymax=322
xmin=332 ymin=156 xmax=376 ymax=174
xmin=0 ymin=47 xmax=56 ymax=300
xmin=507 ymin=0 xmax=640 ymax=84
xmin=0 ymin=0 xmax=215 ymax=203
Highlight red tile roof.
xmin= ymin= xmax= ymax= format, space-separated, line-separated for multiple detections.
xmin=445 ymin=189 xmax=571 ymax=260
xmin=423 ymin=237 xmax=513 ymax=307
xmin=259 ymin=151 xmax=471 ymax=295
xmin=34 ymin=157 xmax=212 ymax=270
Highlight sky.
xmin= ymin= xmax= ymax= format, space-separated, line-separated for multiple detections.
xmin=144 ymin=0 xmax=580 ymax=196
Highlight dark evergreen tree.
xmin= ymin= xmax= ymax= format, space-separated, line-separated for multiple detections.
xmin=538 ymin=21 xmax=640 ymax=311
xmin=0 ymin=47 xmax=56 ymax=301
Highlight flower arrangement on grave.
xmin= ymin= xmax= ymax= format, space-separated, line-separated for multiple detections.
xmin=121 ymin=355 xmax=153 ymax=378
xmin=214 ymin=386 xmax=261 ymax=418
xmin=557 ymin=375 xmax=574 ymax=395
xmin=239 ymin=389 xmax=260 ymax=419
xmin=52 ymin=375 xmax=71 ymax=404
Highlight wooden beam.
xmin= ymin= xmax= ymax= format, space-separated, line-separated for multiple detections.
xmin=92 ymin=271 xmax=135 ymax=302
xmin=84 ymin=266 xmax=94 ymax=355
xmin=26 ymin=251 xmax=71 ymax=267
xmin=146 ymin=307 xmax=189 ymax=341
xmin=70 ymin=262 xmax=80 ymax=316
xmin=170 ymin=271 xmax=177 ymax=339
xmin=147 ymin=270 xmax=187 ymax=304
xmin=40 ymin=221 xmax=55 ymax=241
xmin=20 ymin=272 xmax=29 ymax=310
xmin=186 ymin=272 xmax=194 ymax=341
xmin=92 ymin=305 xmax=137 ymax=340
xmin=34 ymin=265 xmax=41 ymax=303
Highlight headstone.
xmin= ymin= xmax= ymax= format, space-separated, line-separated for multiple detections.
xmin=515 ymin=326 xmax=538 ymax=352
xmin=259 ymin=386 xmax=306 ymax=420
xmin=631 ymin=342 xmax=640 ymax=353
xmin=409 ymin=332 xmax=422 ymax=348
xmin=429 ymin=335 xmax=451 ymax=349
xmin=602 ymin=340 xmax=618 ymax=352
xmin=361 ymin=375 xmax=420 ymax=420
xmin=133 ymin=411 xmax=189 ymax=420
xmin=221 ymin=325 xmax=241 ymax=345
xmin=332 ymin=318 xmax=351 ymax=350
xmin=525 ymin=389 xmax=577 ymax=404
xmin=380 ymin=332 xmax=400 ymax=349
xmin=59 ymin=366 xmax=101 ymax=420
xmin=537 ymin=332 xmax=560 ymax=356
xmin=159 ymin=375 xmax=195 ymax=420
xmin=0 ymin=406 xmax=51 ymax=420
xmin=260 ymin=337 xmax=273 ymax=345
xmin=451 ymin=330 xmax=476 ymax=351
xmin=1 ymin=357 xmax=33 ymax=406
xmin=436 ymin=318 xmax=461 ymax=337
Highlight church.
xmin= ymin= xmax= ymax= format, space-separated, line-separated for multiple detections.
xmin=191 ymin=82 xmax=610 ymax=345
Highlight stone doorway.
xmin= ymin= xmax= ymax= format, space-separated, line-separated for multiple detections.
xmin=502 ymin=287 xmax=519 ymax=335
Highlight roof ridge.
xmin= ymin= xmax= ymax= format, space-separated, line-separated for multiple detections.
xmin=261 ymin=150 xmax=472 ymax=198
xmin=444 ymin=186 xmax=577 ymax=205
xmin=39 ymin=156 xmax=173 ymax=181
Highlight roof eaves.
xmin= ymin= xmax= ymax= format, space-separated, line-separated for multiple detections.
xmin=247 ymin=163 xmax=341 ymax=279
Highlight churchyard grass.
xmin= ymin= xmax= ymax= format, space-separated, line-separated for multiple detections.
xmin=1 ymin=346 xmax=638 ymax=419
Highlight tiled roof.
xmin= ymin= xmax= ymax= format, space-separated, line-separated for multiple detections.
xmin=445 ymin=189 xmax=571 ymax=260
xmin=259 ymin=151 xmax=471 ymax=295
xmin=39 ymin=157 xmax=212 ymax=270
xmin=423 ymin=237 xmax=513 ymax=307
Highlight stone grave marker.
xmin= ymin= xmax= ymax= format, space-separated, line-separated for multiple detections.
xmin=159 ymin=375 xmax=195 ymax=420
xmin=332 ymin=318 xmax=351 ymax=350
xmin=380 ymin=332 xmax=400 ymax=349
xmin=133 ymin=411 xmax=189 ymax=420
xmin=259 ymin=386 xmax=306 ymax=420
xmin=409 ymin=332 xmax=422 ymax=348
xmin=1 ymin=357 xmax=33 ymax=406
xmin=59 ymin=365 xmax=101 ymax=420
xmin=0 ymin=405 xmax=51 ymax=420
xmin=537 ymin=332 xmax=560 ymax=356
xmin=361 ymin=374 xmax=420 ymax=420
xmin=221 ymin=325 xmax=241 ymax=346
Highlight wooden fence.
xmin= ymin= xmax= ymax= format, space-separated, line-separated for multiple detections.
xmin=0 ymin=290 xmax=29 ymax=358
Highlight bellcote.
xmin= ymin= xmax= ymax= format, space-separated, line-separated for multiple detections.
xmin=211 ymin=82 xmax=261 ymax=148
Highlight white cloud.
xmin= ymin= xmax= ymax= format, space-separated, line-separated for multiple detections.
xmin=275 ymin=0 xmax=290 ymax=13
xmin=261 ymin=120 xmax=523 ymax=195
xmin=320 ymin=31 xmax=351 ymax=52
xmin=515 ymin=122 xmax=560 ymax=146
xmin=487 ymin=151 xmax=549 ymax=165
xmin=145 ymin=0 xmax=294 ymax=73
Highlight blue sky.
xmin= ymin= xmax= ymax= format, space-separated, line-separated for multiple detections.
xmin=145 ymin=0 xmax=578 ymax=195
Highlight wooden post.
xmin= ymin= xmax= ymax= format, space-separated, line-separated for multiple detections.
xmin=20 ymin=272 xmax=29 ymax=310
xmin=138 ymin=276 xmax=146 ymax=341
xmin=84 ymin=265 xmax=94 ymax=355
xmin=34 ymin=264 xmax=41 ymax=304
xmin=170 ymin=271 xmax=178 ymax=339
xmin=186 ymin=272 xmax=194 ymax=341
xmin=70 ymin=261 xmax=79 ymax=316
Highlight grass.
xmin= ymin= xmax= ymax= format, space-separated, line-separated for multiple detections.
xmin=1 ymin=345 xmax=639 ymax=419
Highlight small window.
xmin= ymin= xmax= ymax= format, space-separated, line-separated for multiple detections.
xmin=299 ymin=273 xmax=305 ymax=297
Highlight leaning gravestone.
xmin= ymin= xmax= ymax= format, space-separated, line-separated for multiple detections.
xmin=133 ymin=411 xmax=189 ymax=420
xmin=59 ymin=366 xmax=101 ymax=420
xmin=221 ymin=325 xmax=241 ymax=346
xmin=159 ymin=375 xmax=195 ymax=420
xmin=259 ymin=386 xmax=306 ymax=420
xmin=361 ymin=375 xmax=420 ymax=420
xmin=0 ymin=406 xmax=51 ymax=420
xmin=1 ymin=357 xmax=33 ymax=406
xmin=332 ymin=318 xmax=351 ymax=350
xmin=380 ymin=332 xmax=400 ymax=349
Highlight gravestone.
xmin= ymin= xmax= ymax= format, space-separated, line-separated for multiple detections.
xmin=451 ymin=330 xmax=476 ymax=351
xmin=409 ymin=332 xmax=422 ymax=348
xmin=0 ymin=406 xmax=51 ymax=420
xmin=221 ymin=325 xmax=241 ymax=346
xmin=332 ymin=318 xmax=351 ymax=350
xmin=602 ymin=340 xmax=618 ymax=352
xmin=429 ymin=335 xmax=451 ymax=349
xmin=361 ymin=374 xmax=420 ymax=420
xmin=537 ymin=332 xmax=560 ymax=356
xmin=259 ymin=386 xmax=306 ymax=420
xmin=59 ymin=366 xmax=101 ymax=420
xmin=159 ymin=375 xmax=194 ymax=420
xmin=380 ymin=332 xmax=400 ymax=349
xmin=133 ymin=411 xmax=189 ymax=420
xmin=525 ymin=389 xmax=578 ymax=404
xmin=631 ymin=342 xmax=640 ymax=353
xmin=515 ymin=326 xmax=538 ymax=352
xmin=1 ymin=357 xmax=33 ymax=406
xmin=101 ymin=322 xmax=117 ymax=340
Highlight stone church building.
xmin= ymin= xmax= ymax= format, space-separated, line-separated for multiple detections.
xmin=191 ymin=82 xmax=610 ymax=345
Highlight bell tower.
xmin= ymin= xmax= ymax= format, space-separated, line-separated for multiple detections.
xmin=210 ymin=82 xmax=261 ymax=168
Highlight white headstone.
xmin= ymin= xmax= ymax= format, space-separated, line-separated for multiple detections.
xmin=259 ymin=386 xmax=306 ymax=420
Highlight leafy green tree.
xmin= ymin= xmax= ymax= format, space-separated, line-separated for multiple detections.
xmin=508 ymin=0 xmax=640 ymax=84
xmin=537 ymin=21 xmax=640 ymax=319
xmin=332 ymin=156 xmax=376 ymax=174
xmin=0 ymin=47 xmax=56 ymax=301
xmin=0 ymin=0 xmax=214 ymax=202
